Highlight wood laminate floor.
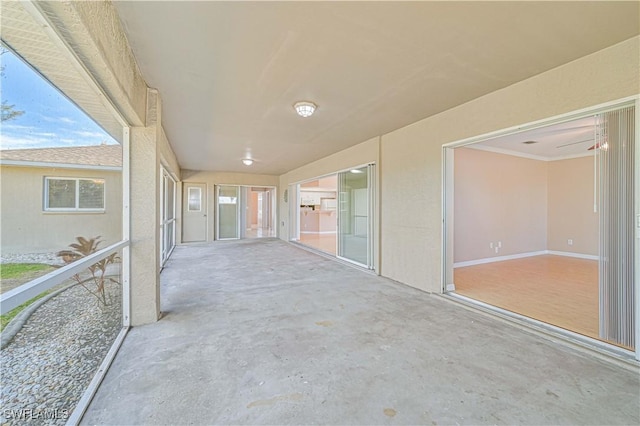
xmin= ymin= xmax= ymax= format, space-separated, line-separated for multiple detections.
xmin=299 ymin=233 xmax=336 ymax=255
xmin=454 ymin=255 xmax=599 ymax=340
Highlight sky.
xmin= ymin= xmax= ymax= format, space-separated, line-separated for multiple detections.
xmin=0 ymin=48 xmax=117 ymax=150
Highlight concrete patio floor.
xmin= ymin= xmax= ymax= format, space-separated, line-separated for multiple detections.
xmin=82 ymin=238 xmax=639 ymax=425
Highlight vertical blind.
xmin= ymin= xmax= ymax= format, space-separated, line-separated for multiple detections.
xmin=597 ymin=105 xmax=635 ymax=349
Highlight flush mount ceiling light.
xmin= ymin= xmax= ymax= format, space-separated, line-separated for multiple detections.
xmin=294 ymin=101 xmax=317 ymax=118
xmin=242 ymin=158 xmax=254 ymax=166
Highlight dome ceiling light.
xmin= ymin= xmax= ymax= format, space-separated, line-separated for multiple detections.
xmin=242 ymin=158 xmax=253 ymax=166
xmin=294 ymin=101 xmax=317 ymax=118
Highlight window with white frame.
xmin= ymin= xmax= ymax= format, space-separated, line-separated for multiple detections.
xmin=44 ymin=177 xmax=105 ymax=211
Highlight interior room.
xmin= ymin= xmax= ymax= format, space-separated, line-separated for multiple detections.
xmin=295 ymin=167 xmax=373 ymax=268
xmin=299 ymin=175 xmax=338 ymax=254
xmin=451 ymin=111 xmax=633 ymax=349
xmin=245 ymin=187 xmax=275 ymax=239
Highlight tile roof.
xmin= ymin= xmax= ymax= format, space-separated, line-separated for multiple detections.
xmin=0 ymin=144 xmax=122 ymax=167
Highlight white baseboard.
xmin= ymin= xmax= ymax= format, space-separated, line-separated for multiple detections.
xmin=454 ymin=250 xmax=598 ymax=268
xmin=454 ymin=251 xmax=547 ymax=268
xmin=546 ymin=250 xmax=598 ymax=261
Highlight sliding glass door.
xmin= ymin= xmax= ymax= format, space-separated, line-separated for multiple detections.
xmin=337 ymin=165 xmax=374 ymax=269
xmin=217 ymin=185 xmax=240 ymax=239
xmin=160 ymin=167 xmax=176 ymax=265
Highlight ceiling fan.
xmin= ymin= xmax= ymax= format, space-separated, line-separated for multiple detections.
xmin=555 ymin=138 xmax=593 ymax=149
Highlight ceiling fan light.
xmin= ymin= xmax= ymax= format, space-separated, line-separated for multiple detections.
xmin=294 ymin=101 xmax=317 ymax=118
xmin=242 ymin=158 xmax=253 ymax=166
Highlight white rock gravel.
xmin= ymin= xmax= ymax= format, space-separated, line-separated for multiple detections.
xmin=0 ymin=281 xmax=122 ymax=425
xmin=0 ymin=252 xmax=65 ymax=266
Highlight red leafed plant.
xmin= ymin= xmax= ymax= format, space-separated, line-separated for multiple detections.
xmin=57 ymin=236 xmax=120 ymax=307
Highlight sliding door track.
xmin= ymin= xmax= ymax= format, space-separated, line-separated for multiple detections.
xmin=440 ymin=292 xmax=639 ymax=371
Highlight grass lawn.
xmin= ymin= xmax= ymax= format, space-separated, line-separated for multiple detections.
xmin=0 ymin=263 xmax=51 ymax=280
xmin=0 ymin=290 xmax=52 ymax=332
xmin=0 ymin=263 xmax=57 ymax=332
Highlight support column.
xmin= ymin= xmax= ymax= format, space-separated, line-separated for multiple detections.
xmin=129 ymin=89 xmax=161 ymax=325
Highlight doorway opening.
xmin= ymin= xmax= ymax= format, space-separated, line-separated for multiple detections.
xmin=290 ymin=164 xmax=376 ymax=270
xmin=299 ymin=175 xmax=338 ymax=254
xmin=216 ymin=185 xmax=276 ymax=240
xmin=443 ymin=100 xmax=638 ymax=358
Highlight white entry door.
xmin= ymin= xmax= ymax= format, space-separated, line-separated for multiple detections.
xmin=183 ymin=183 xmax=207 ymax=242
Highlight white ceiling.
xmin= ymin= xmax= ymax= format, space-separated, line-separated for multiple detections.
xmin=113 ymin=1 xmax=639 ymax=175
xmin=470 ymin=116 xmax=597 ymax=161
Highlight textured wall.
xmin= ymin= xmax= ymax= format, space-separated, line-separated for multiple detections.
xmin=0 ymin=166 xmax=122 ymax=254
xmin=36 ymin=1 xmax=148 ymax=127
xmin=129 ymin=89 xmax=161 ymax=325
xmin=380 ymin=36 xmax=639 ymax=293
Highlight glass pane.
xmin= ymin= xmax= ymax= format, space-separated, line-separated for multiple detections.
xmin=338 ymin=167 xmax=369 ymax=266
xmin=167 ymin=177 xmax=175 ymax=220
xmin=1 ymin=248 xmax=123 ymax=420
xmin=188 ymin=187 xmax=201 ymax=211
xmin=79 ymin=179 xmax=105 ymax=209
xmin=218 ymin=186 xmax=239 ymax=239
xmin=48 ymin=179 xmax=76 ymax=209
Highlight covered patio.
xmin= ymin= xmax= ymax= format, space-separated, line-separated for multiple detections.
xmin=1 ymin=2 xmax=639 ymax=423
xmin=83 ymin=239 xmax=638 ymax=425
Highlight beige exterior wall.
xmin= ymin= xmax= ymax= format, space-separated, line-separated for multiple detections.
xmin=37 ymin=1 xmax=148 ymax=128
xmin=453 ymin=148 xmax=548 ymax=263
xmin=0 ymin=165 xmax=122 ymax=254
xmin=181 ymin=170 xmax=279 ymax=242
xmin=380 ymin=36 xmax=638 ymax=292
xmin=547 ymin=156 xmax=598 ymax=256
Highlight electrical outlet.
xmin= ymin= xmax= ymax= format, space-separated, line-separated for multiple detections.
xmin=568 ymin=239 xmax=573 ymax=246
xmin=490 ymin=242 xmax=494 ymax=249
xmin=497 ymin=241 xmax=502 ymax=248
xmin=495 ymin=247 xmax=499 ymax=253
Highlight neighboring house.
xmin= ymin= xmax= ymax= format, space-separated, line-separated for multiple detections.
xmin=0 ymin=144 xmax=122 ymax=255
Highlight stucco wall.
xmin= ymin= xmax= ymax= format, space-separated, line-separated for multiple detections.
xmin=380 ymin=36 xmax=639 ymax=293
xmin=36 ymin=0 xmax=148 ymax=127
xmin=0 ymin=165 xmax=122 ymax=254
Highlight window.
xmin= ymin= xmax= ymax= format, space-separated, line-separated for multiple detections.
xmin=188 ymin=187 xmax=201 ymax=211
xmin=45 ymin=177 xmax=105 ymax=211
xmin=218 ymin=196 xmax=237 ymax=204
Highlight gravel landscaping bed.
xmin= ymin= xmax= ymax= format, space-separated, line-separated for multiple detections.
xmin=0 ymin=252 xmax=65 ymax=267
xmin=0 ymin=281 xmax=122 ymax=425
